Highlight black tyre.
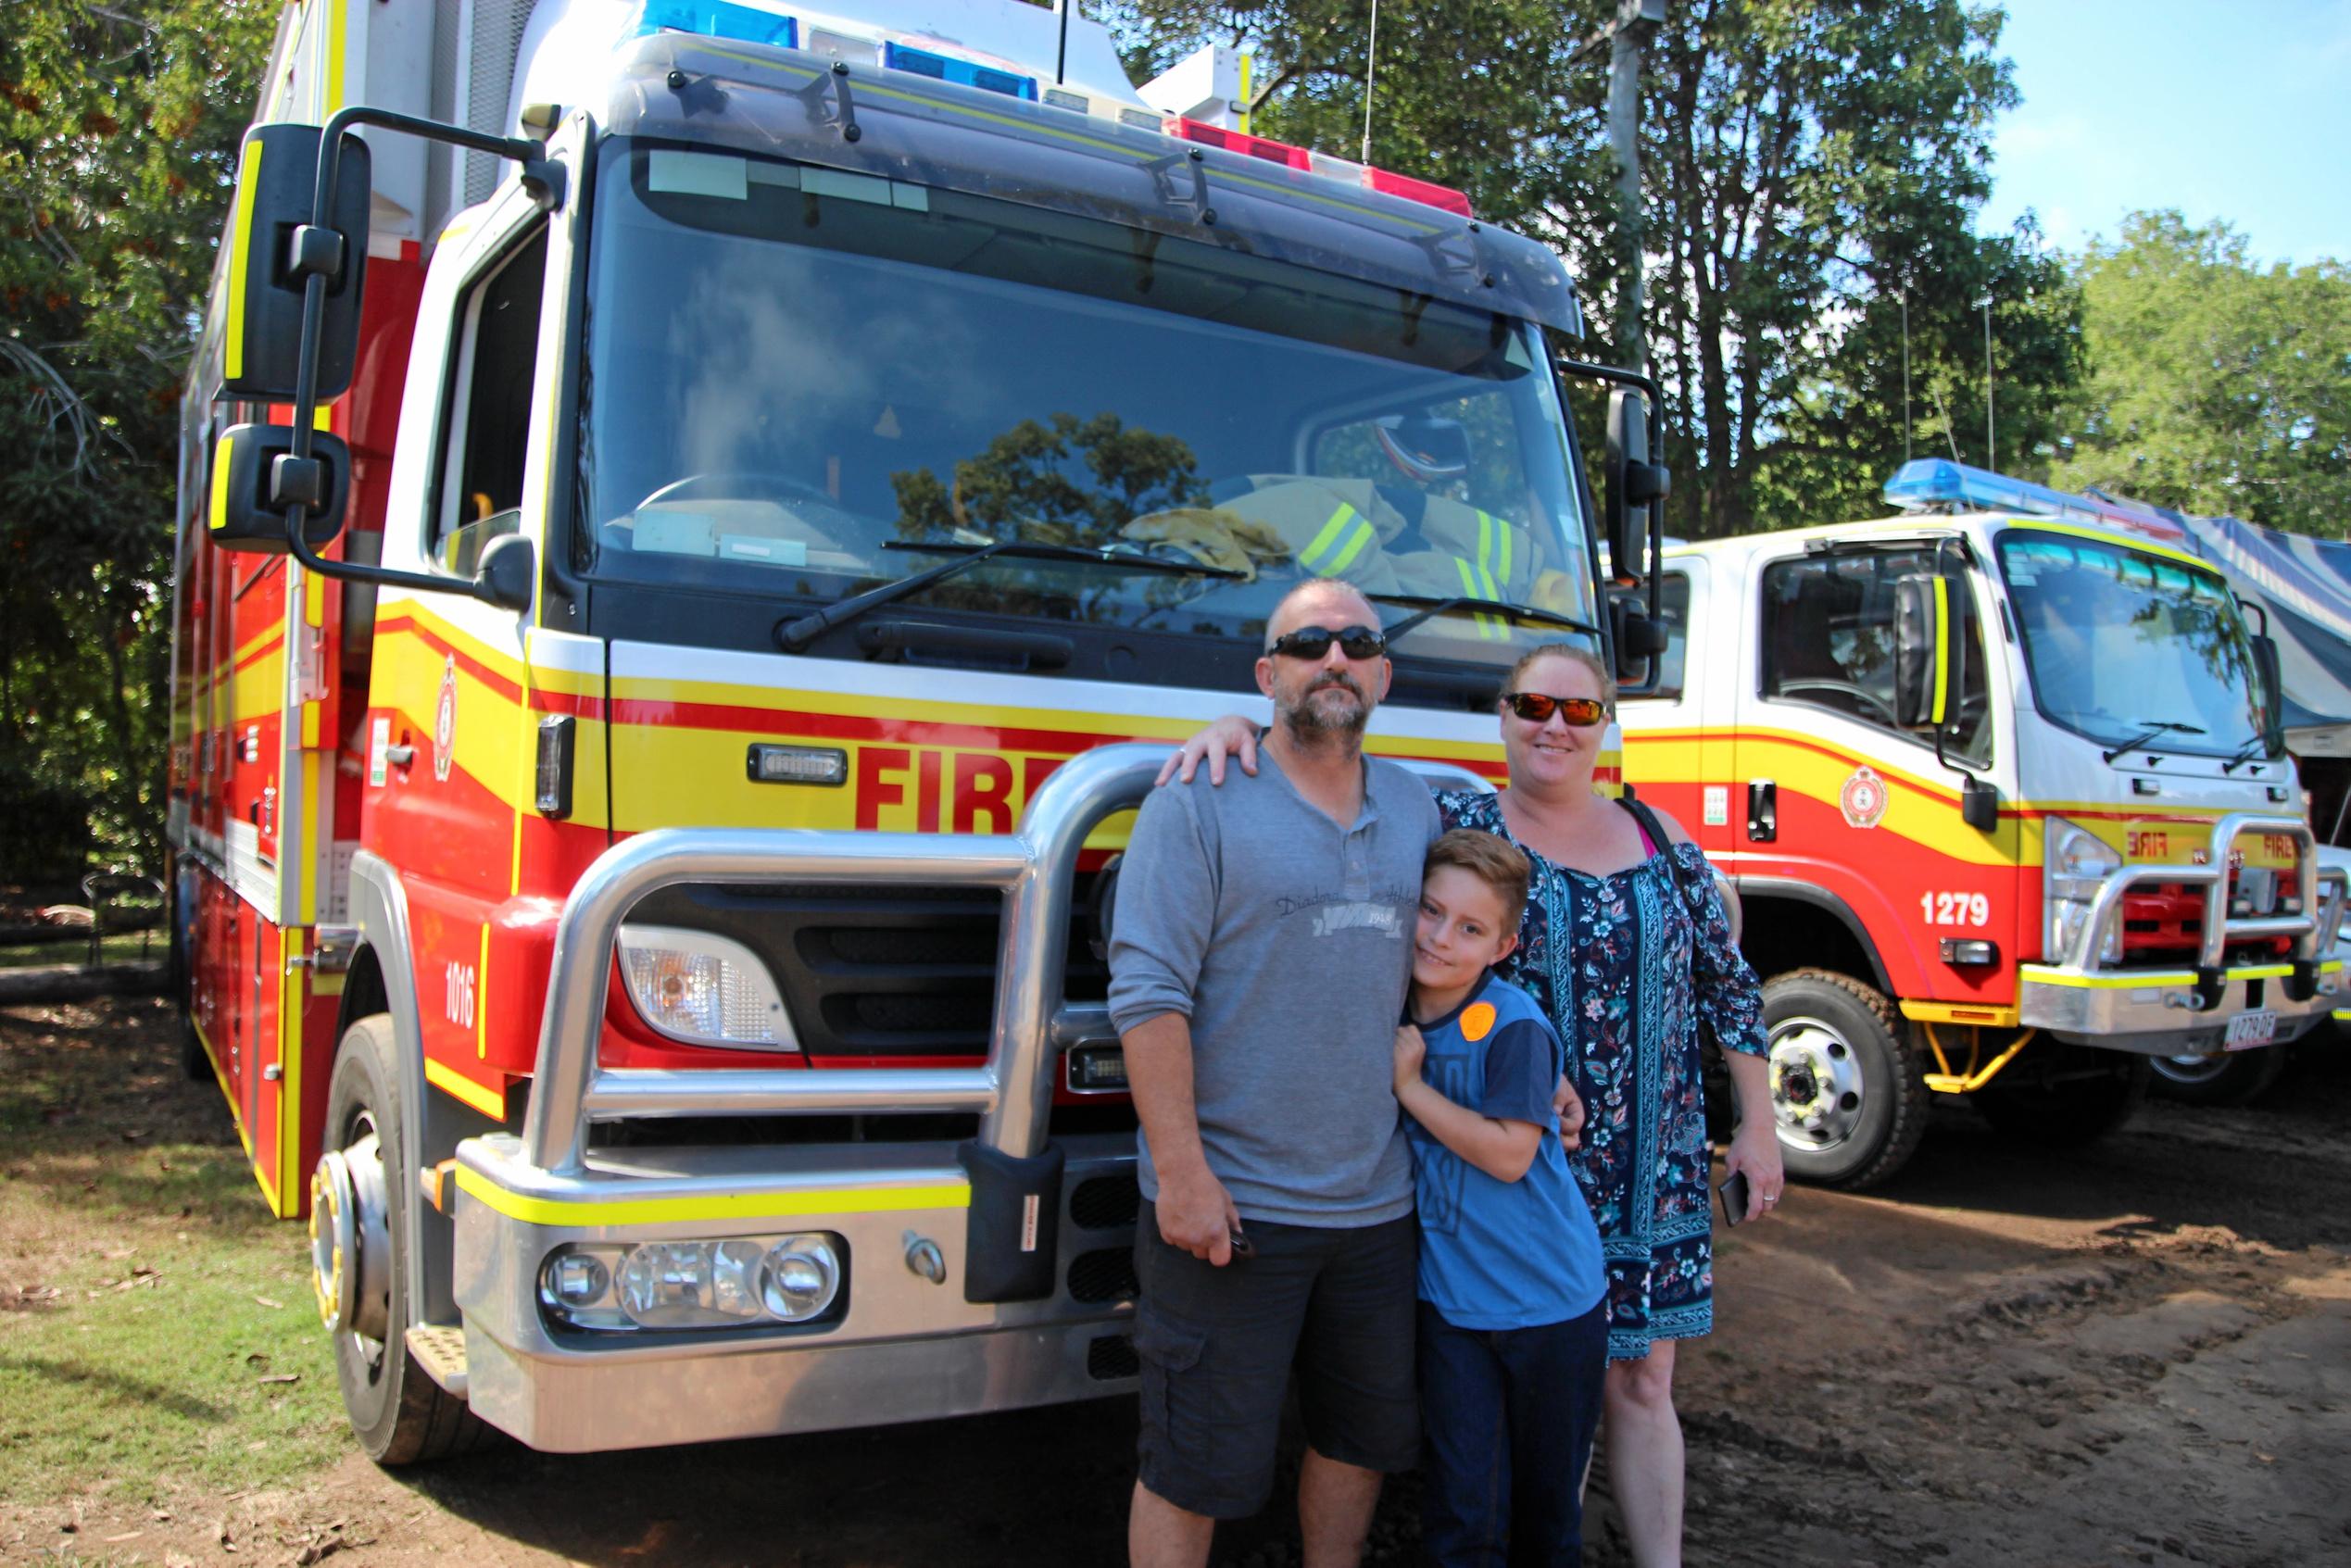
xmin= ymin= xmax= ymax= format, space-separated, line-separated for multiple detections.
xmin=2147 ymin=1045 xmax=2289 ymax=1107
xmin=1973 ymin=1045 xmax=2151 ymax=1146
xmin=314 ymin=1015 xmax=490 ymax=1464
xmin=1761 ymin=969 xmax=1928 ymax=1189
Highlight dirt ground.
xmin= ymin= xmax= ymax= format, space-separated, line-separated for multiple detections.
xmin=6 ymin=999 xmax=2350 ymax=1567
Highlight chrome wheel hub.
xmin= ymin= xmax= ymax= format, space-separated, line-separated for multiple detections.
xmin=1770 ymin=1016 xmax=1867 ymax=1150
xmin=309 ymin=1123 xmax=390 ymax=1344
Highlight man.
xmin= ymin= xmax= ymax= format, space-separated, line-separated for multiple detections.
xmin=1108 ymin=578 xmax=1439 ymax=1568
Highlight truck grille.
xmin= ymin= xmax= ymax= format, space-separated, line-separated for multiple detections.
xmin=2119 ymin=872 xmax=2296 ymax=966
xmin=625 ymin=876 xmax=1110 ymax=1060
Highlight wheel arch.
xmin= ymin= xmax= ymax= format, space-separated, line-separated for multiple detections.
xmin=1734 ymin=876 xmax=1893 ymax=995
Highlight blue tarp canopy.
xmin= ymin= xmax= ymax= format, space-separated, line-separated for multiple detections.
xmin=2170 ymin=513 xmax=2351 ymax=754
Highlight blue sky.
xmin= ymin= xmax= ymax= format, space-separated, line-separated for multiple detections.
xmin=1980 ymin=0 xmax=2351 ymax=265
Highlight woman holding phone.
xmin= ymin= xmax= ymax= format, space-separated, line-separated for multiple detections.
xmin=1165 ymin=641 xmax=1779 ymax=1568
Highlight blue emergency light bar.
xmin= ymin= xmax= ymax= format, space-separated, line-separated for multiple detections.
xmin=1880 ymin=458 xmax=2195 ymax=544
xmin=884 ymin=41 xmax=1037 ymax=99
xmin=635 ymin=0 xmax=798 ymax=49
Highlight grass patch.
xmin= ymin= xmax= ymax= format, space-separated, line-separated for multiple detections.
xmin=0 ymin=997 xmax=348 ymax=1509
xmin=0 ymin=933 xmax=163 ymax=972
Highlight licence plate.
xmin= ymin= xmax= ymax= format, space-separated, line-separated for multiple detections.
xmin=2223 ymin=1010 xmax=2278 ymax=1050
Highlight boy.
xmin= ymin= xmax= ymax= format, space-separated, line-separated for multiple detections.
xmin=1393 ymin=829 xmax=1609 ymax=1566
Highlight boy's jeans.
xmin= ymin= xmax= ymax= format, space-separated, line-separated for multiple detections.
xmin=1416 ymin=1297 xmax=1609 ymax=1567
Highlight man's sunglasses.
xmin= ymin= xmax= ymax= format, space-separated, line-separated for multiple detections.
xmin=1501 ymin=692 xmax=1611 ymax=727
xmin=1266 ymin=624 xmax=1388 ymax=661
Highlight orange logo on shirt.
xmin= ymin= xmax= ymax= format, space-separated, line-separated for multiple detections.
xmin=1460 ymin=1002 xmax=1497 ymax=1042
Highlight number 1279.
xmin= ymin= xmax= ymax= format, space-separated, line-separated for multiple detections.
xmin=1921 ymin=891 xmax=1989 ymax=927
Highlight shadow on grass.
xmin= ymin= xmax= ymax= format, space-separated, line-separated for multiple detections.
xmin=0 ymin=1350 xmax=234 ymax=1424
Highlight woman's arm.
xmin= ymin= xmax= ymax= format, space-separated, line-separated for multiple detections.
xmin=1394 ymin=1025 xmax=1544 ymax=1183
xmin=1152 ymin=714 xmax=1263 ymax=786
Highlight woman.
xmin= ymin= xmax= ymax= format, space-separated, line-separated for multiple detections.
xmin=1168 ymin=642 xmax=1782 ymax=1568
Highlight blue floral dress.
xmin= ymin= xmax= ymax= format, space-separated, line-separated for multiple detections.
xmin=1438 ymin=790 xmax=1768 ymax=1361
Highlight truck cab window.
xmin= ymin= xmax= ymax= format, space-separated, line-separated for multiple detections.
xmin=1760 ymin=549 xmax=1991 ymax=765
xmin=433 ymin=225 xmax=547 ymax=577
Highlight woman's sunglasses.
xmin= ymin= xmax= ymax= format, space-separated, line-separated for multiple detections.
xmin=1501 ymin=692 xmax=1610 ymax=727
xmin=1266 ymin=624 xmax=1388 ymax=661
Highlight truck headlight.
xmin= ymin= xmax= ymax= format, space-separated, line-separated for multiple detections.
xmin=539 ymin=1234 xmax=844 ymax=1332
xmin=617 ymin=923 xmax=797 ymax=1049
xmin=2045 ymin=816 xmax=2123 ymax=966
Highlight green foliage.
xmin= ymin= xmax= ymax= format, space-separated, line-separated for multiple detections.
xmin=2052 ymin=211 xmax=2351 ymax=536
xmin=1109 ymin=2 xmax=2088 ymax=540
xmin=0 ymin=1 xmax=275 ymax=881
xmin=891 ymin=412 xmax=1210 ymax=544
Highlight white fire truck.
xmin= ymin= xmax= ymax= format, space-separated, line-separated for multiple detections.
xmin=170 ymin=0 xmax=1658 ymax=1461
xmin=1620 ymin=460 xmax=2347 ymax=1187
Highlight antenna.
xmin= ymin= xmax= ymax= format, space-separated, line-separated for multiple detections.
xmin=1361 ymin=0 xmax=1380 ymax=162
xmin=1056 ymin=0 xmax=1071 ymax=85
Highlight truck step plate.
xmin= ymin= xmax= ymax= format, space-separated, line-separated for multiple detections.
xmin=405 ymin=1323 xmax=469 ymax=1399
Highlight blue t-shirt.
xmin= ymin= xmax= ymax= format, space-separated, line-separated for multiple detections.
xmin=1404 ymin=972 xmax=1607 ymax=1332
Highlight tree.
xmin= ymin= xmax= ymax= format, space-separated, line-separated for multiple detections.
xmin=1107 ymin=2 xmax=2086 ymax=538
xmin=2052 ymin=211 xmax=2350 ymax=536
xmin=0 ymin=0 xmax=274 ymax=880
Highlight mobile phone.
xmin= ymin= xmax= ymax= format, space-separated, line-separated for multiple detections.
xmin=1227 ymin=1227 xmax=1255 ymax=1259
xmin=1717 ymin=1171 xmax=1751 ymax=1228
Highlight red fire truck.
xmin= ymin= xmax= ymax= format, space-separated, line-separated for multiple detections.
xmin=1621 ymin=460 xmax=2347 ymax=1187
xmin=168 ymin=0 xmax=1655 ymax=1461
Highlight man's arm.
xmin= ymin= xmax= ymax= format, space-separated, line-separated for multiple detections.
xmin=1106 ymin=784 xmax=1238 ymax=1263
xmin=1122 ymin=1011 xmax=1241 ymax=1264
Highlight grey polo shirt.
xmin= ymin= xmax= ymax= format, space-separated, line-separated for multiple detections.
xmin=1106 ymin=748 xmax=1441 ymax=1227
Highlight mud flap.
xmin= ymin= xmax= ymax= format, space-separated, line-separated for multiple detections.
xmin=956 ymin=1140 xmax=1065 ymax=1303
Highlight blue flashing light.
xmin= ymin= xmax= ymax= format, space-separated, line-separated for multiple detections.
xmin=635 ymin=1 xmax=798 ymax=49
xmin=1881 ymin=458 xmax=2187 ymax=537
xmin=884 ymin=42 xmax=1037 ymax=101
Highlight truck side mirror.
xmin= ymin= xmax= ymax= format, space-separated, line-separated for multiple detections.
xmin=1892 ymin=573 xmax=1949 ymax=730
xmin=1603 ymin=389 xmax=1668 ymax=583
xmin=221 ymin=123 xmax=371 ymax=401
xmin=207 ymin=423 xmax=350 ymax=554
xmin=474 ymin=533 xmax=538 ymax=612
xmin=2251 ymin=633 xmax=2285 ymax=756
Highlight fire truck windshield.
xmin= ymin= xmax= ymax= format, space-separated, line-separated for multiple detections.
xmin=1997 ymin=532 xmax=2266 ymax=759
xmin=574 ymin=142 xmax=1596 ymax=676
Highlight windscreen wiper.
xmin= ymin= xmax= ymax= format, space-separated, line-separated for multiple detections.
xmin=1369 ymin=593 xmax=1603 ymax=644
xmin=2101 ymin=720 xmax=2204 ymax=764
xmin=2219 ymin=734 xmax=2274 ymax=773
xmin=775 ymin=537 xmax=1242 ymax=651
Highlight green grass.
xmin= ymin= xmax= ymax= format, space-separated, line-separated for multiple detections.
xmin=0 ymin=997 xmax=349 ymax=1508
xmin=0 ymin=932 xmax=164 ymax=972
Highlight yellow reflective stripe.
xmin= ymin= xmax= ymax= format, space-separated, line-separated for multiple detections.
xmin=453 ymin=1166 xmax=973 ymax=1227
xmin=208 ymin=433 xmax=236 ymax=533
xmin=224 ymin=137 xmax=262 ymax=383
xmin=424 ymin=1057 xmax=507 ymax=1119
xmin=2005 ymin=521 xmax=2213 ymax=577
xmin=1930 ymin=576 xmax=1951 ymax=725
xmin=1303 ymin=504 xmax=1375 ymax=576
xmin=1477 ymin=509 xmax=1513 ymax=588
xmin=1452 ymin=558 xmax=1506 ymax=639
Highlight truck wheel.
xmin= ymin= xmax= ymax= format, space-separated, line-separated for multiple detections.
xmin=312 ymin=1015 xmax=489 ymax=1464
xmin=1973 ymin=1046 xmax=2151 ymax=1146
xmin=2147 ymin=1047 xmax=2288 ymax=1107
xmin=1761 ymin=969 xmax=1928 ymax=1190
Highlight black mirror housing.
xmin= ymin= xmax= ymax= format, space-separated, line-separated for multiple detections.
xmin=1892 ymin=573 xmax=1946 ymax=730
xmin=207 ymin=423 xmax=349 ymax=554
xmin=2251 ymin=632 xmax=2286 ymax=754
xmin=220 ymin=123 xmax=371 ymax=401
xmin=1603 ymin=389 xmax=1649 ymax=583
xmin=475 ymin=532 xmax=538 ymax=611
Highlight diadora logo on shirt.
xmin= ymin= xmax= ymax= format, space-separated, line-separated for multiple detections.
xmin=1275 ymin=889 xmax=1414 ymax=938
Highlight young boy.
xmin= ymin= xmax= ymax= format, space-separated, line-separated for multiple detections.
xmin=1393 ymin=829 xmax=1609 ymax=1566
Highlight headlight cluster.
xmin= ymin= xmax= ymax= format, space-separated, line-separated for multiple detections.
xmin=2044 ymin=816 xmax=2123 ymax=966
xmin=539 ymin=1234 xmax=843 ymax=1332
xmin=617 ymin=923 xmax=796 ymax=1050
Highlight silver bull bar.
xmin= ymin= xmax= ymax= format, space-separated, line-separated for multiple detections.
xmin=520 ymin=744 xmax=1491 ymax=1173
xmin=2021 ymin=812 xmax=2349 ymax=1048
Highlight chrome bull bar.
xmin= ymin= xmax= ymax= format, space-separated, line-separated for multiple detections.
xmin=519 ymin=743 xmax=1493 ymax=1178
xmin=2060 ymin=812 xmax=2348 ymax=993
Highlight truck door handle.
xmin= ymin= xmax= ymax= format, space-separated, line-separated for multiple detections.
xmin=1747 ymin=779 xmax=1777 ymax=843
xmin=384 ymin=744 xmax=416 ymax=769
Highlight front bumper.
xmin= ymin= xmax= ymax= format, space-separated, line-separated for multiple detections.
xmin=2018 ymin=959 xmax=2344 ymax=1053
xmin=451 ymin=1131 xmax=1140 ymax=1452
